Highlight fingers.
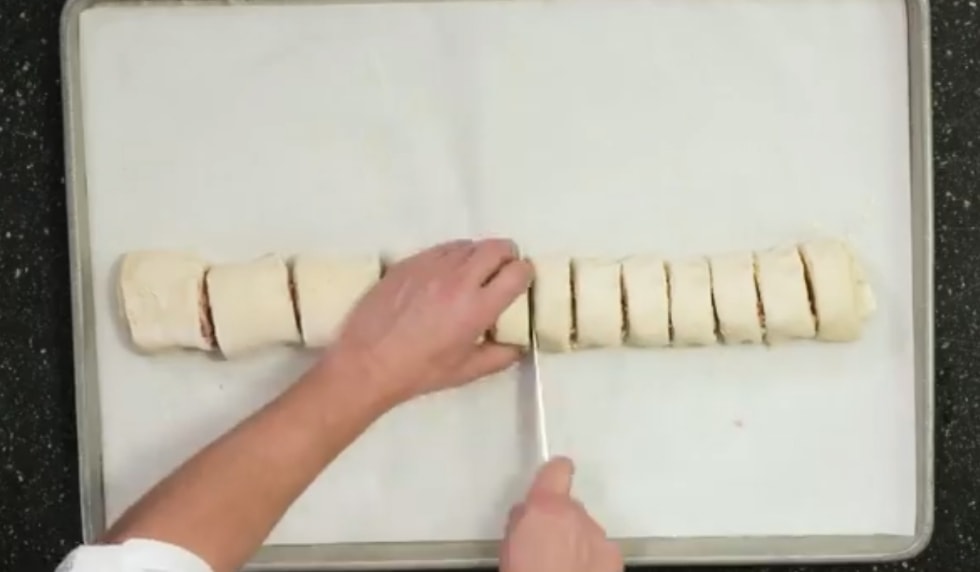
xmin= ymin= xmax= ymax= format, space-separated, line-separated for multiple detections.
xmin=480 ymin=258 xmax=533 ymax=312
xmin=459 ymin=242 xmax=530 ymax=334
xmin=504 ymin=503 xmax=525 ymax=536
xmin=441 ymin=241 xmax=479 ymax=269
xmin=430 ymin=239 xmax=474 ymax=259
xmin=527 ymin=456 xmax=575 ymax=499
xmin=394 ymin=240 xmax=473 ymax=271
xmin=459 ymin=238 xmax=518 ymax=286
xmin=389 ymin=239 xmax=527 ymax=288
xmin=453 ymin=343 xmax=522 ymax=384
xmin=603 ymin=541 xmax=625 ymax=571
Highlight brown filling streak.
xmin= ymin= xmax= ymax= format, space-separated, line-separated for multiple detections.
xmin=568 ymin=261 xmax=577 ymax=349
xmin=526 ymin=278 xmax=536 ymax=351
xmin=664 ymin=261 xmax=674 ymax=345
xmin=379 ymin=255 xmax=394 ymax=278
xmin=707 ymin=258 xmax=723 ymax=344
xmin=200 ymin=270 xmax=218 ymax=352
xmin=287 ymin=260 xmax=303 ymax=342
xmin=797 ymin=248 xmax=819 ymax=332
xmin=751 ymin=253 xmax=768 ymax=344
xmin=619 ymin=264 xmax=629 ymax=343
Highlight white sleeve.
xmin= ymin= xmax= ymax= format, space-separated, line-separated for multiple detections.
xmin=56 ymin=539 xmax=213 ymax=572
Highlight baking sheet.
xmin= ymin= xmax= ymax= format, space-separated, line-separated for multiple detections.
xmin=68 ymin=0 xmax=929 ymax=561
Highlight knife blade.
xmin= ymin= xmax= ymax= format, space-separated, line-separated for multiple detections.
xmin=526 ymin=292 xmax=550 ymax=464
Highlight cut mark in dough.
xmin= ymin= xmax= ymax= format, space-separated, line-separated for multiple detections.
xmin=666 ymin=261 xmax=674 ymax=343
xmin=528 ymin=276 xmax=538 ymax=344
xmin=493 ymin=289 xmax=531 ymax=347
xmin=207 ymin=254 xmax=301 ymax=358
xmin=569 ymin=260 xmax=578 ymax=348
xmin=799 ymin=249 xmax=818 ymax=331
xmin=200 ymin=269 xmax=215 ymax=350
xmin=118 ymin=251 xmax=214 ymax=353
xmin=572 ymin=258 xmax=623 ymax=349
xmin=754 ymin=245 xmax=816 ymax=343
xmin=493 ymin=245 xmax=531 ymax=347
xmin=379 ymin=254 xmax=395 ymax=277
xmin=619 ymin=265 xmax=629 ymax=340
xmin=292 ymin=255 xmax=381 ymax=348
xmin=709 ymin=252 xmax=764 ymax=344
xmin=798 ymin=238 xmax=873 ymax=342
xmin=752 ymin=254 xmax=767 ymax=338
xmin=621 ymin=255 xmax=671 ymax=347
xmin=532 ymin=257 xmax=574 ymax=352
xmin=667 ymin=257 xmax=718 ymax=347
xmin=708 ymin=262 xmax=723 ymax=343
xmin=288 ymin=264 xmax=303 ymax=340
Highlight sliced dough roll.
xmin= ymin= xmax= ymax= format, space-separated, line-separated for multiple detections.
xmin=572 ymin=258 xmax=623 ymax=348
xmin=798 ymin=238 xmax=875 ymax=342
xmin=755 ymin=246 xmax=816 ymax=343
xmin=709 ymin=251 xmax=763 ymax=344
xmin=532 ymin=257 xmax=573 ymax=352
xmin=494 ymin=290 xmax=531 ymax=347
xmin=293 ymin=255 xmax=381 ymax=347
xmin=621 ymin=255 xmax=670 ymax=347
xmin=207 ymin=254 xmax=300 ymax=357
xmin=118 ymin=251 xmax=213 ymax=353
xmin=668 ymin=257 xmax=717 ymax=346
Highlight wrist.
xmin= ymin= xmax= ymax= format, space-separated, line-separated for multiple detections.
xmin=301 ymin=347 xmax=397 ymax=423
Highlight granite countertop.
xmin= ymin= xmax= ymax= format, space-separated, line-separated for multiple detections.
xmin=1 ymin=0 xmax=978 ymax=570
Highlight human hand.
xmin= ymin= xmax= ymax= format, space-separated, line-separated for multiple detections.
xmin=327 ymin=238 xmax=533 ymax=408
xmin=501 ymin=457 xmax=623 ymax=572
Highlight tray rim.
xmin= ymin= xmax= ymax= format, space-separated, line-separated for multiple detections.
xmin=58 ymin=0 xmax=935 ymax=568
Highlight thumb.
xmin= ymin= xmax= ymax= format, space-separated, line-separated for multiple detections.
xmin=526 ymin=456 xmax=575 ymax=499
xmin=453 ymin=343 xmax=522 ymax=385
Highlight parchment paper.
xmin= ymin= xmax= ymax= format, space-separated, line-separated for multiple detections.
xmin=78 ymin=0 xmax=917 ymax=544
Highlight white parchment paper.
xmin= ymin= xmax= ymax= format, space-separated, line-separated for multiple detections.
xmin=79 ymin=0 xmax=917 ymax=544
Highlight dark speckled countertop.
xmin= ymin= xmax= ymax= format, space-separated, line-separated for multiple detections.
xmin=1 ymin=0 xmax=978 ymax=571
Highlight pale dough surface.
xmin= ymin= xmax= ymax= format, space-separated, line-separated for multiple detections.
xmin=668 ymin=258 xmax=717 ymax=346
xmin=293 ymin=255 xmax=380 ymax=347
xmin=621 ymin=255 xmax=670 ymax=347
xmin=755 ymin=246 xmax=816 ymax=342
xmin=118 ymin=251 xmax=212 ymax=352
xmin=709 ymin=252 xmax=763 ymax=344
xmin=494 ymin=291 xmax=530 ymax=347
xmin=799 ymin=239 xmax=874 ymax=342
xmin=573 ymin=258 xmax=623 ymax=348
xmin=532 ymin=257 xmax=573 ymax=352
xmin=206 ymin=254 xmax=301 ymax=357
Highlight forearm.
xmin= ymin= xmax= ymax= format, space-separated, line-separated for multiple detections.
xmin=102 ymin=353 xmax=386 ymax=572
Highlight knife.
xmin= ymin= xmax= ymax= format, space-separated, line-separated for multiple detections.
xmin=526 ymin=291 xmax=550 ymax=464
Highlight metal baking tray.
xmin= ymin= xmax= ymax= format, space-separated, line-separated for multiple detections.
xmin=59 ymin=0 xmax=935 ymax=568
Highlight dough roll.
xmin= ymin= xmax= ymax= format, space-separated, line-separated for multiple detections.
xmin=667 ymin=257 xmax=717 ymax=346
xmin=572 ymin=258 xmax=623 ymax=348
xmin=118 ymin=251 xmax=214 ymax=353
xmin=120 ymin=235 xmax=874 ymax=359
xmin=621 ymin=255 xmax=670 ymax=347
xmin=708 ymin=252 xmax=763 ymax=344
xmin=798 ymin=238 xmax=876 ymax=342
xmin=532 ymin=257 xmax=574 ymax=352
xmin=207 ymin=254 xmax=301 ymax=357
xmin=755 ymin=246 xmax=816 ymax=343
xmin=494 ymin=291 xmax=531 ymax=347
xmin=293 ymin=255 xmax=381 ymax=348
